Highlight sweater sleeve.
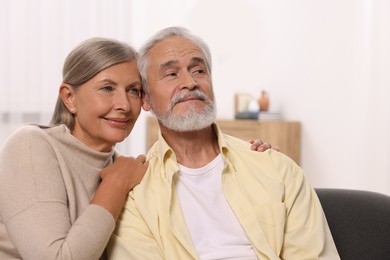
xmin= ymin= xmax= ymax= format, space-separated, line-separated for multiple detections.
xmin=0 ymin=126 xmax=115 ymax=260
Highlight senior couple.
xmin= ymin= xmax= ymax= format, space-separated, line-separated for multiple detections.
xmin=0 ymin=26 xmax=339 ymax=259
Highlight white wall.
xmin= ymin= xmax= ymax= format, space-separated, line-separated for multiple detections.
xmin=1 ymin=0 xmax=389 ymax=195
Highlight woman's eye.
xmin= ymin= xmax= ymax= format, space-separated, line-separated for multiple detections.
xmin=128 ymin=87 xmax=141 ymax=98
xmin=101 ymin=85 xmax=114 ymax=92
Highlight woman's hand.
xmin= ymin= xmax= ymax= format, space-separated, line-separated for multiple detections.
xmin=91 ymin=155 xmax=148 ymax=220
xmin=249 ymin=139 xmax=280 ymax=152
xmin=100 ymin=155 xmax=148 ymax=191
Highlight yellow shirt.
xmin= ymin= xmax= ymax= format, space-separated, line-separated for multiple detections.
xmin=108 ymin=124 xmax=340 ymax=260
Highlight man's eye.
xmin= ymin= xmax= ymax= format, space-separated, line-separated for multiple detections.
xmin=165 ymin=72 xmax=177 ymax=77
xmin=194 ymin=69 xmax=204 ymax=74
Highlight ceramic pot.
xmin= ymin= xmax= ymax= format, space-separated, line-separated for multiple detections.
xmin=258 ymin=90 xmax=270 ymax=112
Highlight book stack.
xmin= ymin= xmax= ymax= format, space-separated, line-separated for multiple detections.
xmin=258 ymin=112 xmax=282 ymax=121
xmin=235 ymin=111 xmax=258 ymax=120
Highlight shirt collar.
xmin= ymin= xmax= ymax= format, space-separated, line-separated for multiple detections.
xmin=153 ymin=123 xmax=231 ymax=180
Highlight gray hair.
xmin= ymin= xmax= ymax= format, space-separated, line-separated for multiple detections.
xmin=137 ymin=26 xmax=212 ymax=93
xmin=50 ymin=37 xmax=138 ymax=129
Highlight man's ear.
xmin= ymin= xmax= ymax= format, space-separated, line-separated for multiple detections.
xmin=142 ymin=94 xmax=151 ymax=111
xmin=59 ymin=84 xmax=76 ymax=113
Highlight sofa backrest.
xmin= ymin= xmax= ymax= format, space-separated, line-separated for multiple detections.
xmin=315 ymin=188 xmax=390 ymax=260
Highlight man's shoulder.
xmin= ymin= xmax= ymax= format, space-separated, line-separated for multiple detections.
xmin=146 ymin=141 xmax=159 ymax=158
xmin=220 ymin=133 xmax=273 ymax=161
xmin=222 ymin=132 xmax=294 ymax=163
xmin=221 ymin=132 xmax=300 ymax=178
xmin=222 ymin=133 xmax=249 ymax=144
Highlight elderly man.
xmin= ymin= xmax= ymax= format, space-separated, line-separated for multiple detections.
xmin=107 ymin=26 xmax=340 ymax=259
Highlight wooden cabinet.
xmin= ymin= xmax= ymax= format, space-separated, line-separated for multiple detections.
xmin=146 ymin=117 xmax=301 ymax=164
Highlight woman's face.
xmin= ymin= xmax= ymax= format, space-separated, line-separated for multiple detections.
xmin=69 ymin=61 xmax=142 ymax=152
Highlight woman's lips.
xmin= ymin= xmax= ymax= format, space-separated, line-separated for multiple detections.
xmin=104 ymin=117 xmax=130 ymax=128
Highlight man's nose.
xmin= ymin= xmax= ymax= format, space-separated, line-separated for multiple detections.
xmin=180 ymin=71 xmax=198 ymax=90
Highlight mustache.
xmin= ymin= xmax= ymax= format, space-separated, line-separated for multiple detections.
xmin=171 ymin=89 xmax=208 ymax=106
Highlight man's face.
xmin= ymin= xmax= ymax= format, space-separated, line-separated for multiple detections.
xmin=142 ymin=36 xmax=216 ymax=132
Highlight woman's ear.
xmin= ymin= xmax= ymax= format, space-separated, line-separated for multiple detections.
xmin=142 ymin=94 xmax=151 ymax=111
xmin=59 ymin=84 xmax=76 ymax=114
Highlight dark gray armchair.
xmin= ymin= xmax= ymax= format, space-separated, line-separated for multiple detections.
xmin=315 ymin=188 xmax=390 ymax=260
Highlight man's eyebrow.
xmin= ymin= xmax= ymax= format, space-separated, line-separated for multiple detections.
xmin=158 ymin=57 xmax=207 ymax=73
xmin=190 ymin=57 xmax=206 ymax=66
xmin=159 ymin=60 xmax=178 ymax=73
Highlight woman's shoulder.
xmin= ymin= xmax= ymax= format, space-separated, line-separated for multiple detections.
xmin=5 ymin=124 xmax=43 ymax=142
xmin=6 ymin=125 xmax=51 ymax=142
xmin=2 ymin=124 xmax=68 ymax=151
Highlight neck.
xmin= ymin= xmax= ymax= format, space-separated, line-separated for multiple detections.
xmin=159 ymin=124 xmax=219 ymax=168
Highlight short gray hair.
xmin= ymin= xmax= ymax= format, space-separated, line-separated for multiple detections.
xmin=137 ymin=26 xmax=212 ymax=93
xmin=50 ymin=37 xmax=138 ymax=129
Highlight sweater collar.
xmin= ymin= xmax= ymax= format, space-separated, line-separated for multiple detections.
xmin=48 ymin=124 xmax=115 ymax=169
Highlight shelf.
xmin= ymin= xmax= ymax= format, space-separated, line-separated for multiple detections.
xmin=146 ymin=117 xmax=301 ymax=164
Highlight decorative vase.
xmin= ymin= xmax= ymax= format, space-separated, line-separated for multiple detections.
xmin=258 ymin=90 xmax=270 ymax=112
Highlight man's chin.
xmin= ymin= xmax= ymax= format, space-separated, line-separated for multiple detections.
xmin=152 ymin=105 xmax=216 ymax=132
xmin=162 ymin=118 xmax=214 ymax=132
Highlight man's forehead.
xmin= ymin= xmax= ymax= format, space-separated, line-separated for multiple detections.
xmin=150 ymin=37 xmax=205 ymax=64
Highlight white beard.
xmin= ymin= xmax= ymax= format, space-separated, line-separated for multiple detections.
xmin=150 ymin=89 xmax=216 ymax=132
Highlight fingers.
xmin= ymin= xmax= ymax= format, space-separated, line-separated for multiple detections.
xmin=107 ymin=155 xmax=148 ymax=190
xmin=257 ymin=142 xmax=271 ymax=152
xmin=136 ymin=154 xmax=147 ymax=163
xmin=250 ymin=139 xmax=279 ymax=152
xmin=250 ymin=139 xmax=263 ymax=151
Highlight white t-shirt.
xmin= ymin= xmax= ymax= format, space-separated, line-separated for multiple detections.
xmin=176 ymin=154 xmax=258 ymax=260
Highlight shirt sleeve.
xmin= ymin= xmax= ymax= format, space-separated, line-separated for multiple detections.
xmin=274 ymin=153 xmax=340 ymax=259
xmin=107 ymin=193 xmax=164 ymax=259
xmin=0 ymin=127 xmax=115 ymax=260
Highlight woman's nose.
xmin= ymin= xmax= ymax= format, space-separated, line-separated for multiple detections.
xmin=114 ymin=90 xmax=131 ymax=111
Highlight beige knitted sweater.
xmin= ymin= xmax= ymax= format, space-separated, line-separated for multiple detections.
xmin=0 ymin=125 xmax=116 ymax=259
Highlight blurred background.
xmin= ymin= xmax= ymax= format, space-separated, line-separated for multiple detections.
xmin=1 ymin=0 xmax=389 ymax=195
